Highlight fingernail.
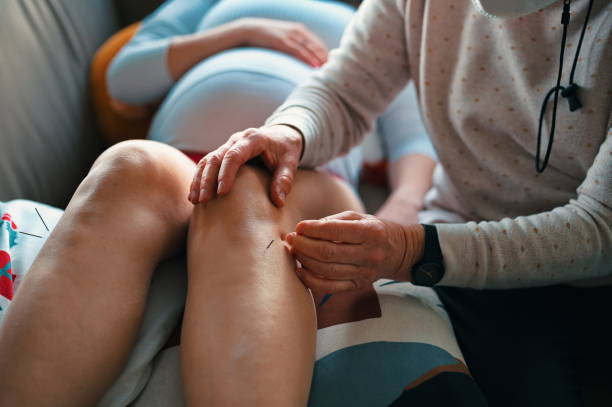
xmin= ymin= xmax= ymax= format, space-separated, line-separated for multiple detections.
xmin=217 ymin=181 xmax=224 ymax=194
xmin=279 ymin=191 xmax=286 ymax=203
xmin=286 ymin=233 xmax=294 ymax=244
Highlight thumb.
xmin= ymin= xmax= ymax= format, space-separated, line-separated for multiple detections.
xmin=320 ymin=211 xmax=364 ymax=221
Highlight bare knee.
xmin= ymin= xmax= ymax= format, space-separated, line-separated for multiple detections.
xmin=80 ymin=140 xmax=194 ymax=211
xmin=190 ymin=166 xmax=361 ymax=236
xmin=224 ymin=166 xmax=279 ymax=217
xmin=190 ymin=165 xmax=283 ymax=235
xmin=91 ymin=140 xmax=192 ymax=192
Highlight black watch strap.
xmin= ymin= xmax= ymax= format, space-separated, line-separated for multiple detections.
xmin=411 ymin=224 xmax=445 ymax=287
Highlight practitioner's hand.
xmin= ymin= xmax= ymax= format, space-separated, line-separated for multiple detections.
xmin=285 ymin=211 xmax=426 ymax=293
xmin=237 ymin=18 xmax=328 ymax=67
xmin=189 ymin=125 xmax=303 ymax=207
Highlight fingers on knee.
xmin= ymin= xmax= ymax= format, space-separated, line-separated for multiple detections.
xmin=197 ymin=166 xmax=280 ymax=221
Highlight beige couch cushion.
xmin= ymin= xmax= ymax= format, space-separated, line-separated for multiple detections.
xmin=0 ymin=0 xmax=118 ymax=207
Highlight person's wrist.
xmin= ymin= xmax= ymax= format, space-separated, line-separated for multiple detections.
xmin=406 ymin=224 xmax=426 ymax=267
xmin=221 ymin=19 xmax=251 ymax=46
xmin=190 ymin=21 xmax=246 ymax=51
xmin=394 ymin=224 xmax=425 ymax=282
xmin=230 ymin=18 xmax=261 ymax=46
xmin=383 ymin=222 xmax=424 ymax=281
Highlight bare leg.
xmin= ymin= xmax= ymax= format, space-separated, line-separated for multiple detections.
xmin=182 ymin=166 xmax=363 ymax=406
xmin=0 ymin=140 xmax=195 ymax=406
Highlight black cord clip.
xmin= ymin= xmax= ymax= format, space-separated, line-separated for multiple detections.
xmin=535 ymin=0 xmax=593 ymax=173
xmin=561 ymin=1 xmax=571 ymax=24
xmin=561 ymin=83 xmax=582 ymax=112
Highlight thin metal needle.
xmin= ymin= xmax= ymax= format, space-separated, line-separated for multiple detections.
xmin=35 ymin=207 xmax=49 ymax=232
xmin=19 ymin=231 xmax=42 ymax=239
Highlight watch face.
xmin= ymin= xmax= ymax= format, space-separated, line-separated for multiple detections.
xmin=413 ymin=263 xmax=444 ymax=287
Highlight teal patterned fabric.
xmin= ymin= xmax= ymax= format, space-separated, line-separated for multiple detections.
xmin=0 ymin=201 xmax=62 ymax=318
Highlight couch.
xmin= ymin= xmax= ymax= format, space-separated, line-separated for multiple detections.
xmin=1 ymin=0 xmax=609 ymax=406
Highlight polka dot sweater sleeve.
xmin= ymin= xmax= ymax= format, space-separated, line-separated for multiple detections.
xmin=267 ymin=0 xmax=611 ymax=288
xmin=438 ymin=125 xmax=612 ymax=288
xmin=266 ymin=0 xmax=412 ymax=167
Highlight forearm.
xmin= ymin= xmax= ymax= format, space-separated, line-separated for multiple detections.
xmin=387 ymin=153 xmax=436 ymax=210
xmin=375 ymin=153 xmax=436 ymax=225
xmin=108 ymin=22 xmax=245 ymax=106
xmin=107 ymin=0 xmax=220 ymax=106
xmin=266 ymin=0 xmax=411 ymax=167
xmin=437 ymin=130 xmax=612 ymax=289
xmin=167 ymin=21 xmax=245 ymax=81
xmin=436 ymin=194 xmax=612 ymax=289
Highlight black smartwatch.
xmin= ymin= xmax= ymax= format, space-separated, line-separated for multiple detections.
xmin=411 ymin=224 xmax=445 ymax=287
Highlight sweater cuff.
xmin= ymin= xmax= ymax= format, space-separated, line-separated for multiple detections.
xmin=265 ymin=107 xmax=322 ymax=167
xmin=435 ymin=223 xmax=484 ymax=288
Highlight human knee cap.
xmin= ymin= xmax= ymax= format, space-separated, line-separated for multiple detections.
xmin=92 ymin=140 xmax=162 ymax=184
xmin=200 ymin=165 xmax=279 ymax=223
xmin=84 ymin=140 xmax=192 ymax=212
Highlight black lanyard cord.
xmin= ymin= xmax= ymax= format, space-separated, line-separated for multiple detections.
xmin=568 ymin=0 xmax=595 ymax=85
xmin=535 ymin=0 xmax=594 ymax=173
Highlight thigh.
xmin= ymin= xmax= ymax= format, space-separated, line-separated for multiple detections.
xmin=435 ymin=285 xmax=582 ymax=407
xmin=282 ymin=168 xmax=365 ymax=228
xmin=320 ymin=144 xmax=363 ymax=189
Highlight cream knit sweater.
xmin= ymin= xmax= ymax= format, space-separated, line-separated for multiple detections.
xmin=267 ymin=0 xmax=612 ymax=288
